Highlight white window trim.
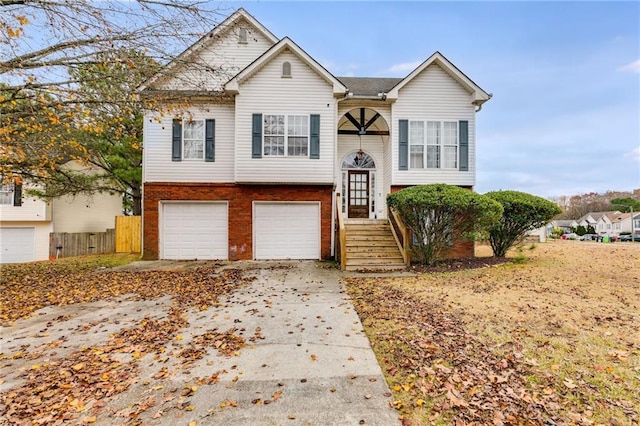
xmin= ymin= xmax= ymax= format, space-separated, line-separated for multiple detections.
xmin=182 ymin=119 xmax=205 ymax=161
xmin=0 ymin=184 xmax=14 ymax=205
xmin=408 ymin=119 xmax=459 ymax=170
xmin=263 ymin=114 xmax=310 ymax=158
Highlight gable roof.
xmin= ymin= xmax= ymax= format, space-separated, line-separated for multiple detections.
xmin=337 ymin=77 xmax=403 ymax=97
xmin=138 ymin=8 xmax=278 ymax=92
xmin=386 ymin=51 xmax=491 ymax=106
xmin=224 ymin=37 xmax=347 ymax=95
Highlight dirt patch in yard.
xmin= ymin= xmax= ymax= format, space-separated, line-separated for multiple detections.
xmin=345 ymin=240 xmax=640 ymax=425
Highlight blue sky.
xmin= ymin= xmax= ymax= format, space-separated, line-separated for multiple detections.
xmin=235 ymin=1 xmax=640 ymax=198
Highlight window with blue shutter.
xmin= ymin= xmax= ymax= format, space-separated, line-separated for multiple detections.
xmin=398 ymin=119 xmax=408 ymax=170
xmin=205 ymin=119 xmax=215 ymax=162
xmin=252 ymin=113 xmax=262 ymax=158
xmin=172 ymin=119 xmax=182 ymax=161
xmin=310 ymin=114 xmax=320 ymax=159
xmin=459 ymin=120 xmax=469 ymax=171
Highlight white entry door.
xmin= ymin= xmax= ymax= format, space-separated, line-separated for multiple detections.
xmin=162 ymin=203 xmax=228 ymax=260
xmin=253 ymin=202 xmax=320 ymax=260
xmin=0 ymin=227 xmax=36 ymax=264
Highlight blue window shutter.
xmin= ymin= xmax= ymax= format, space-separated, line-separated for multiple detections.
xmin=459 ymin=120 xmax=469 ymax=171
xmin=398 ymin=119 xmax=408 ymax=170
xmin=172 ymin=119 xmax=182 ymax=161
xmin=310 ymin=114 xmax=320 ymax=159
xmin=205 ymin=119 xmax=215 ymax=162
xmin=252 ymin=113 xmax=262 ymax=158
xmin=13 ymin=183 xmax=22 ymax=207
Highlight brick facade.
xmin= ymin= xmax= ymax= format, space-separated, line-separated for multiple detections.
xmin=143 ymin=183 xmax=333 ymax=261
xmin=390 ymin=185 xmax=475 ymax=259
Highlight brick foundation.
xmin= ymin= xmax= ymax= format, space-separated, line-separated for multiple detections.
xmin=143 ymin=183 xmax=333 ymax=260
xmin=390 ymin=185 xmax=475 ymax=259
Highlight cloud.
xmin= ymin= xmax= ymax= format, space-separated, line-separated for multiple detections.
xmin=624 ymin=147 xmax=640 ymax=162
xmin=387 ymin=61 xmax=421 ymax=75
xmin=618 ymin=59 xmax=640 ymax=73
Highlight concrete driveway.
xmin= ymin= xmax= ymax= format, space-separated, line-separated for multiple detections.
xmin=0 ymin=261 xmax=400 ymax=425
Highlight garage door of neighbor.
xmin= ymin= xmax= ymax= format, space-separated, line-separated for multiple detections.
xmin=254 ymin=202 xmax=320 ymax=260
xmin=162 ymin=202 xmax=228 ymax=260
xmin=0 ymin=227 xmax=36 ymax=264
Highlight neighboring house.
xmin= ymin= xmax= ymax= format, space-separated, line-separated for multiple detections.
xmin=550 ymin=219 xmax=578 ymax=234
xmin=0 ymin=163 xmax=123 ymax=263
xmin=138 ymin=9 xmax=491 ymax=264
xmin=576 ymin=213 xmax=598 ymax=231
xmin=606 ymin=212 xmax=635 ymax=236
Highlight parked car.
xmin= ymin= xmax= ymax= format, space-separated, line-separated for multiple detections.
xmin=579 ymin=234 xmax=596 ymax=241
xmin=595 ymin=234 xmax=617 ymax=242
xmin=619 ymin=234 xmax=640 ymax=242
xmin=562 ymin=233 xmax=579 ymax=240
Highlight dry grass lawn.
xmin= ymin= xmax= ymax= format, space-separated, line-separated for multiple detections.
xmin=346 ymin=240 xmax=640 ymax=425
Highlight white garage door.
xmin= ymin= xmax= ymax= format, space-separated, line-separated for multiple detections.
xmin=254 ymin=202 xmax=320 ymax=260
xmin=0 ymin=227 xmax=36 ymax=264
xmin=162 ymin=203 xmax=228 ymax=260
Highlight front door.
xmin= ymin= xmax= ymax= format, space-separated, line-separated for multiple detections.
xmin=348 ymin=170 xmax=369 ymax=218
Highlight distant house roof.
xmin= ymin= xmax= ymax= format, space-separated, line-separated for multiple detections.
xmin=606 ymin=212 xmax=632 ymax=224
xmin=553 ymin=220 xmax=577 ymax=227
xmin=337 ymin=77 xmax=403 ymax=97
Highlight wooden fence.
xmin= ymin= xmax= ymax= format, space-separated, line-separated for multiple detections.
xmin=49 ymin=229 xmax=115 ymax=259
xmin=115 ymin=215 xmax=141 ymax=253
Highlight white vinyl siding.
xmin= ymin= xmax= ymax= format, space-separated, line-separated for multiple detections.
xmin=0 ymin=194 xmax=51 ymax=221
xmin=235 ymin=50 xmax=336 ymax=184
xmin=52 ymin=193 xmax=121 ymax=233
xmin=253 ymin=202 xmax=320 ymax=259
xmin=143 ymin=104 xmax=234 ymax=183
xmin=392 ymin=63 xmax=476 ymax=186
xmin=156 ymin=18 xmax=274 ymax=92
xmin=161 ymin=202 xmax=228 ymax=260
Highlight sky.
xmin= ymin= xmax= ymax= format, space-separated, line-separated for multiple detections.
xmin=229 ymin=1 xmax=640 ymax=198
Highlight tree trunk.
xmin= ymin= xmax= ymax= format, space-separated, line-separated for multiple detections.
xmin=131 ymin=186 xmax=142 ymax=216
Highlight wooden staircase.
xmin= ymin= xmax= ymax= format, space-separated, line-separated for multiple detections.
xmin=344 ymin=219 xmax=406 ymax=271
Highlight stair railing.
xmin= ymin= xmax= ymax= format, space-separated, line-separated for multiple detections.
xmin=388 ymin=207 xmax=411 ymax=266
xmin=336 ymin=193 xmax=346 ymax=270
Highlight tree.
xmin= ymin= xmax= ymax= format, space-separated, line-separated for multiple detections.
xmin=387 ymin=184 xmax=503 ymax=266
xmin=1 ymin=0 xmax=224 ymax=209
xmin=610 ymin=197 xmax=640 ymax=213
xmin=486 ymin=190 xmax=562 ymax=257
xmin=35 ymin=49 xmax=157 ymax=214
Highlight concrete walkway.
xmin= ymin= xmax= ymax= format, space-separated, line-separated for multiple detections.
xmin=170 ymin=260 xmax=401 ymax=425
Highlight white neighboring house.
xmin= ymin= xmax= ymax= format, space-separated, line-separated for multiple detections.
xmin=606 ymin=212 xmax=636 ymax=236
xmin=0 ymin=162 xmax=123 ymax=263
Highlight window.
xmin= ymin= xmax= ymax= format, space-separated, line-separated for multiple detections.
xmin=0 ymin=184 xmax=13 ymax=205
xmin=426 ymin=121 xmax=441 ymax=168
xmin=409 ymin=121 xmax=424 ymax=168
xmin=442 ymin=121 xmax=458 ymax=168
xmin=408 ymin=120 xmax=459 ymax=169
xmin=183 ymin=120 xmax=204 ymax=159
xmin=282 ymin=61 xmax=292 ymax=78
xmin=264 ymin=115 xmax=308 ymax=157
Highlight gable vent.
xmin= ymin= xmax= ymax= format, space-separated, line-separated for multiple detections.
xmin=282 ymin=61 xmax=292 ymax=78
xmin=238 ymin=28 xmax=248 ymax=44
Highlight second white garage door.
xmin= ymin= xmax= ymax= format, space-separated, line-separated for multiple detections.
xmin=254 ymin=202 xmax=320 ymax=260
xmin=162 ymin=202 xmax=228 ymax=260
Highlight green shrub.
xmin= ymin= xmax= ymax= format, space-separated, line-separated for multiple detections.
xmin=387 ymin=184 xmax=502 ymax=266
xmin=486 ymin=190 xmax=562 ymax=257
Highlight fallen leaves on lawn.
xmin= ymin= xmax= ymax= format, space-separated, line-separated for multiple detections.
xmin=346 ymin=279 xmax=552 ymax=425
xmin=0 ymin=265 xmax=256 ymax=424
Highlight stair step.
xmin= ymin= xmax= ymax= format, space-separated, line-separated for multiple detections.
xmin=345 ymin=264 xmax=406 ymax=272
xmin=341 ymin=219 xmax=406 ymax=270
xmin=346 ymin=256 xmax=404 ymax=264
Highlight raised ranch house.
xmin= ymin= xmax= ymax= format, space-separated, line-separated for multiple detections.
xmin=139 ymin=8 xmax=491 ymax=269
